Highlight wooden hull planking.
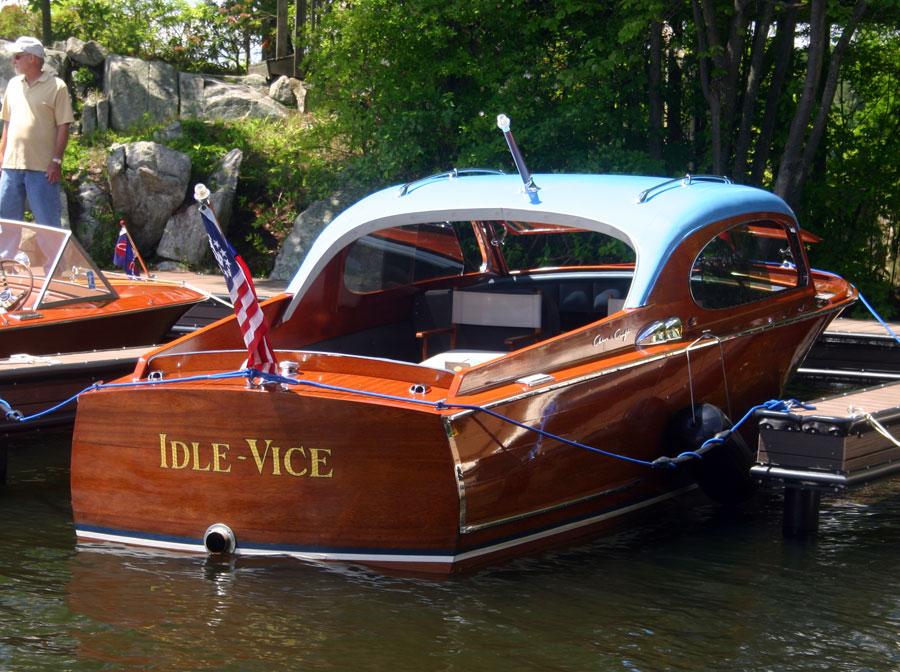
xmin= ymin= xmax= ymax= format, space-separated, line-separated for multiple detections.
xmin=71 ymin=307 xmax=831 ymax=574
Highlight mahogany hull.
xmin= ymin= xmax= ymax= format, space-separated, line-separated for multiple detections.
xmin=0 ymin=302 xmax=196 ymax=358
xmin=70 ymin=310 xmax=831 ymax=574
xmin=0 ymin=294 xmax=203 ymax=432
xmin=0 ymin=349 xmax=143 ymax=433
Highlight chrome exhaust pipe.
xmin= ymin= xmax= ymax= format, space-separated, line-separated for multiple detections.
xmin=203 ymin=523 xmax=236 ymax=554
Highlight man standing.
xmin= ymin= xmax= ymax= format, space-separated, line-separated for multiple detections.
xmin=0 ymin=36 xmax=74 ymax=227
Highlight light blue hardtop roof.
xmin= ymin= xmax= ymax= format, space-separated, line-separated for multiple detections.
xmin=283 ymin=173 xmax=795 ymax=321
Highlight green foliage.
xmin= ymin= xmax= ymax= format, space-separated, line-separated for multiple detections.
xmin=307 ymin=0 xmax=659 ymax=182
xmin=67 ymin=116 xmax=342 ymax=274
xmin=0 ymin=5 xmax=40 ymax=40
xmin=12 ymin=0 xmax=895 ymax=301
xmin=802 ymin=26 xmax=900 ymax=317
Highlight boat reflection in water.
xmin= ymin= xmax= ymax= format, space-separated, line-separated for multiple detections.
xmin=70 ymin=156 xmax=856 ymax=574
xmin=0 ymin=219 xmax=206 ymax=431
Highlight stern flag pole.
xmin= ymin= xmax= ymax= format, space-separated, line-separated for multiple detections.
xmin=194 ymin=184 xmax=278 ymax=375
xmin=496 ymin=113 xmax=540 ymax=203
xmin=113 ymin=218 xmax=149 ymax=277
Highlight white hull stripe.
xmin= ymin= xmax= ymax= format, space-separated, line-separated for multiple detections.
xmin=75 ymin=485 xmax=695 ymax=566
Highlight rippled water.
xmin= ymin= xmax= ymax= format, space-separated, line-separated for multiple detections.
xmin=2 ymin=428 xmax=899 ymax=672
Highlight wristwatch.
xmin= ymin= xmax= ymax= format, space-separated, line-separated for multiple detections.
xmin=51 ymin=157 xmax=62 ymax=164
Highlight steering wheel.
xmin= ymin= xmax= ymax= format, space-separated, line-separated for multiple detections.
xmin=0 ymin=258 xmax=34 ymax=311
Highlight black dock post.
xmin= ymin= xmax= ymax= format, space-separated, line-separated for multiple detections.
xmin=782 ymin=484 xmax=822 ymax=536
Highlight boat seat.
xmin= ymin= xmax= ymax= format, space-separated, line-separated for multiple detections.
xmin=415 ymin=289 xmax=543 ymax=361
xmin=419 ymin=349 xmax=502 ymax=371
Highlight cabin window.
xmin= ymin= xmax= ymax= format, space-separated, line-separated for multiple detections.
xmin=493 ymin=222 xmax=635 ymax=272
xmin=690 ymin=220 xmax=802 ymax=310
xmin=344 ymin=222 xmax=477 ymax=293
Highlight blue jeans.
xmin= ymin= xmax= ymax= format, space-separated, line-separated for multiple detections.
xmin=0 ymin=169 xmax=62 ymax=227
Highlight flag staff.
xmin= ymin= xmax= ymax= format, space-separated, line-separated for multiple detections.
xmin=194 ymin=183 xmax=278 ymax=376
xmin=118 ymin=218 xmax=149 ymax=276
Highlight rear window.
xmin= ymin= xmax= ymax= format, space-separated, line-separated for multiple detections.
xmin=690 ymin=220 xmax=803 ymax=310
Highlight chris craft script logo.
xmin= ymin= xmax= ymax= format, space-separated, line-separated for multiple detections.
xmin=158 ymin=434 xmax=333 ymax=478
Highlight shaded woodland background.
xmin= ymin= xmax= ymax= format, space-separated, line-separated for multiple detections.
xmin=4 ymin=0 xmax=899 ymax=315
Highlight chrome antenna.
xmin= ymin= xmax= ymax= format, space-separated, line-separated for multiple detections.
xmin=496 ymin=114 xmax=539 ymax=202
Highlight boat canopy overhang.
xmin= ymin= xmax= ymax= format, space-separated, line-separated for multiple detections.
xmin=283 ymin=173 xmax=796 ymax=321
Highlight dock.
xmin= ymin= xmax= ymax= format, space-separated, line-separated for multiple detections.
xmin=752 ymin=381 xmax=900 ymax=534
xmin=151 ymin=271 xmax=287 ymax=333
xmin=800 ymin=316 xmax=900 ymax=382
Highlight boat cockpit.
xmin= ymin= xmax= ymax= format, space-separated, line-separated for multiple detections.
xmin=0 ymin=219 xmax=118 ymax=315
xmin=269 ymin=218 xmax=637 ymax=371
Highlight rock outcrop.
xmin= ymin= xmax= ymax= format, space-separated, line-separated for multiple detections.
xmin=270 ymin=189 xmax=363 ymax=280
xmin=157 ymin=148 xmax=244 ymax=265
xmin=0 ymin=37 xmax=309 ymax=272
xmin=107 ymin=141 xmax=191 ymax=252
xmin=104 ymin=55 xmax=180 ymax=131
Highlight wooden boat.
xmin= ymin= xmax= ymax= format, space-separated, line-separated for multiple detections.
xmin=0 ymin=218 xmax=205 ymax=431
xmin=70 ymin=167 xmax=857 ymax=574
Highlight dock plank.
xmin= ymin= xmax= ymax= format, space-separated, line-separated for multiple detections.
xmin=825 ymin=317 xmax=900 ymax=339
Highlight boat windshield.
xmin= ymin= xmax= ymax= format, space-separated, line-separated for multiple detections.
xmin=0 ymin=219 xmax=117 ymax=310
xmin=343 ymin=220 xmax=636 ymax=294
xmin=493 ymin=222 xmax=635 ymax=272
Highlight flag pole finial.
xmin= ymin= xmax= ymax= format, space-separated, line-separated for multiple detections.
xmin=194 ymin=183 xmax=211 ymax=203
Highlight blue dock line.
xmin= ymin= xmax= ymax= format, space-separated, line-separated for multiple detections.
xmin=857 ymin=292 xmax=900 ymax=344
xmin=0 ymin=367 xmax=811 ymax=472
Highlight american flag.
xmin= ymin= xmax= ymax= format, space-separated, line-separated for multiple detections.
xmin=199 ymin=204 xmax=277 ymax=374
xmin=112 ymin=226 xmax=140 ymax=276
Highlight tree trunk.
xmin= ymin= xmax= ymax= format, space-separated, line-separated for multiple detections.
xmin=750 ymin=4 xmax=798 ymax=185
xmin=692 ymin=0 xmax=751 ymax=175
xmin=276 ymin=0 xmax=289 ymax=59
xmin=732 ymin=0 xmax=775 ymax=182
xmin=648 ymin=21 xmax=664 ymax=162
xmin=40 ymin=0 xmax=51 ymax=44
xmin=774 ymin=0 xmax=827 ymax=203
xmin=666 ymin=21 xmax=685 ymax=148
xmin=788 ymin=0 xmax=868 ymax=204
xmin=691 ymin=0 xmax=721 ymax=172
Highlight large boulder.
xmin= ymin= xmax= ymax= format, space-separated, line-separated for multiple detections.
xmin=268 ymin=76 xmax=308 ymax=112
xmin=80 ymin=93 xmax=108 ymax=136
xmin=179 ymin=73 xmax=291 ymax=122
xmin=104 ymin=54 xmax=178 ymax=131
xmin=64 ymin=37 xmax=106 ymax=67
xmin=71 ymin=180 xmax=111 ymax=252
xmin=107 ymin=141 xmax=191 ymax=252
xmin=157 ymin=148 xmax=243 ymax=265
xmin=269 ymin=189 xmax=363 ymax=281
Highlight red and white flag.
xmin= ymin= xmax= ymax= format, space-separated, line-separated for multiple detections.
xmin=199 ymin=203 xmax=277 ymax=374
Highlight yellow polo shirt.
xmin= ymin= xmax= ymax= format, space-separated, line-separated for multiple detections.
xmin=1 ymin=70 xmax=75 ymax=170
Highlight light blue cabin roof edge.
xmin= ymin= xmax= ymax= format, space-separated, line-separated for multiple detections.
xmin=282 ymin=173 xmax=795 ymax=322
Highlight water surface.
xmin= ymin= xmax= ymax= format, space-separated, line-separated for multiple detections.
xmin=1 ymin=428 xmax=898 ymax=671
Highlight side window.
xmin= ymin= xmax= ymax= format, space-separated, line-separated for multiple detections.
xmin=691 ymin=220 xmax=802 ymax=310
xmin=344 ymin=223 xmax=473 ymax=293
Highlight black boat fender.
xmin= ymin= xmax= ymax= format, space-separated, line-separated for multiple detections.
xmin=665 ymin=404 xmax=757 ymax=505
